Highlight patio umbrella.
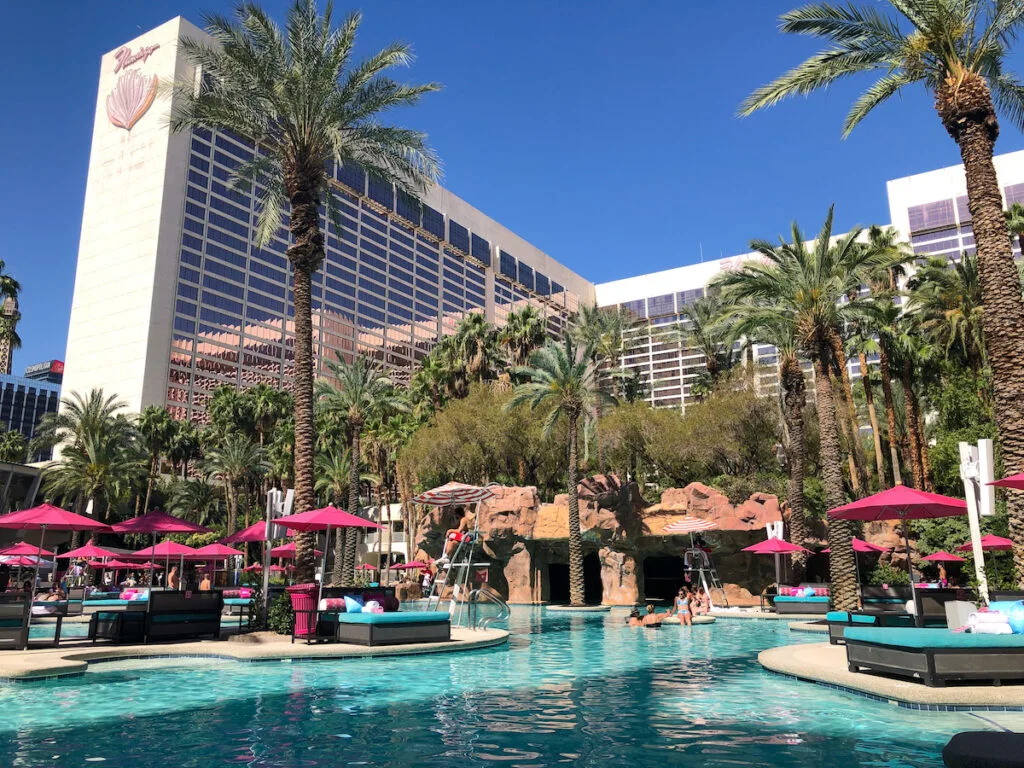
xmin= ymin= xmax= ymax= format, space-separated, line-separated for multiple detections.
xmin=192 ymin=543 xmax=244 ymax=560
xmin=820 ymin=537 xmax=889 ymax=588
xmin=0 ymin=504 xmax=109 ymax=629
xmin=829 ymin=486 xmax=967 ymax=622
xmin=955 ymin=534 xmax=1013 ymax=552
xmin=990 ymin=473 xmax=1024 ymax=489
xmin=275 ymin=505 xmax=383 ymax=605
xmin=56 ymin=541 xmax=118 ymax=560
xmin=113 ymin=511 xmax=210 ymax=587
xmin=242 ymin=563 xmax=263 ymax=573
xmin=128 ymin=540 xmax=199 ymax=588
xmin=221 ymin=521 xmax=271 ymax=544
xmin=269 ymin=542 xmax=323 ymax=559
xmin=0 ymin=542 xmax=55 ymax=557
xmin=355 ymin=563 xmax=377 ymax=571
xmin=921 ymin=550 xmax=965 ymax=563
xmin=743 ymin=538 xmax=812 ymax=586
xmin=411 ymin=482 xmax=497 ymax=506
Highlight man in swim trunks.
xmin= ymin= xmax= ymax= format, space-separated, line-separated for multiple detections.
xmin=436 ymin=507 xmax=476 ymax=565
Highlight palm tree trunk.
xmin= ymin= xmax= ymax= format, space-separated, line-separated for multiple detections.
xmin=567 ymin=411 xmax=584 ymax=606
xmin=291 ymin=263 xmax=319 ymax=584
xmin=941 ymin=78 xmax=1024 ymax=586
xmin=832 ymin=378 xmax=862 ymax=494
xmin=859 ymin=351 xmax=887 ymax=488
xmin=781 ymin=356 xmax=807 ymax=583
xmin=878 ymin=341 xmax=903 ymax=486
xmin=901 ymin=362 xmax=925 ymax=490
xmin=341 ymin=428 xmax=362 ymax=586
xmin=830 ymin=332 xmax=869 ymax=490
xmin=812 ymin=347 xmax=857 ymax=612
xmin=143 ymin=456 xmax=157 ymax=513
xmin=909 ymin=389 xmax=933 ymax=492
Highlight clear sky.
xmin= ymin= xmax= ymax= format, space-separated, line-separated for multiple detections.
xmin=3 ymin=1 xmax=1024 ymax=372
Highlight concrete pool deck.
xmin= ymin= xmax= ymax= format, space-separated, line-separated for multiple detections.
xmin=0 ymin=627 xmax=509 ymax=682
xmin=759 ymin=641 xmax=1024 ymax=709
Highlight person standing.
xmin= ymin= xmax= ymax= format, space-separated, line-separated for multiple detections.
xmin=167 ymin=566 xmax=180 ymax=591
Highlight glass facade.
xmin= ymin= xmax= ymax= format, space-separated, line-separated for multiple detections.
xmin=167 ymin=128 xmax=580 ymax=420
xmin=0 ymin=374 xmax=60 ymax=461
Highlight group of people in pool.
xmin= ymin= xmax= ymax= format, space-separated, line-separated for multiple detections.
xmin=626 ymin=585 xmax=711 ymax=628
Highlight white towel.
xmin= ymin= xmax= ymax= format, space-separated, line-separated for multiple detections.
xmin=969 ymin=612 xmax=1010 ymax=626
xmin=973 ymin=623 xmax=1013 ymax=635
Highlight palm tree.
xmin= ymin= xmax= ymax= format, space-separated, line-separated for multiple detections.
xmin=676 ymin=292 xmax=737 ymax=389
xmin=204 ymin=432 xmax=266 ymax=534
xmin=506 ymin=337 xmax=616 ymax=606
xmin=499 ymin=306 xmax=547 ymax=368
xmin=167 ymin=419 xmax=201 ymax=479
xmin=453 ymin=313 xmax=500 ymax=386
xmin=740 ymin=1 xmax=1024 ymax=583
xmin=409 ymin=353 xmax=454 ymax=414
xmin=137 ymin=405 xmax=175 ymax=514
xmin=714 ymin=208 xmax=876 ymax=611
xmin=207 ymin=386 xmax=253 ymax=437
xmin=34 ymin=389 xmax=128 ymax=454
xmin=850 ymin=332 xmax=889 ymax=487
xmin=169 ymin=477 xmax=222 ymax=527
xmin=0 ymin=431 xmax=26 ymax=464
xmin=171 ymin=0 xmax=439 ymax=578
xmin=245 ymin=384 xmax=292 ymax=447
xmin=907 ymin=253 xmax=986 ymax=373
xmin=731 ymin=307 xmax=810 ymax=580
xmin=317 ymin=353 xmax=407 ymax=584
xmin=1007 ymin=202 xmax=1024 ymax=255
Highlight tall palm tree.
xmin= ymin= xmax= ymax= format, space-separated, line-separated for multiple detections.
xmin=506 ymin=337 xmax=616 ymax=606
xmin=409 ymin=353 xmax=453 ymax=414
xmin=850 ymin=332 xmax=889 ymax=487
xmin=731 ymin=307 xmax=810 ymax=580
xmin=167 ymin=419 xmax=201 ymax=479
xmin=169 ymin=477 xmax=223 ymax=527
xmin=317 ymin=353 xmax=407 ymax=584
xmin=171 ymin=1 xmax=439 ymax=579
xmin=1006 ymin=202 xmax=1024 ymax=255
xmin=740 ymin=0 xmax=1024 ymax=584
xmin=572 ymin=304 xmax=614 ymax=469
xmin=137 ymin=405 xmax=175 ymax=514
xmin=676 ymin=292 xmax=737 ymax=388
xmin=34 ymin=389 xmax=128 ymax=455
xmin=499 ymin=305 xmax=547 ymax=368
xmin=204 ymin=432 xmax=266 ymax=535
xmin=246 ymin=384 xmax=293 ymax=447
xmin=907 ymin=253 xmax=986 ymax=373
xmin=207 ymin=386 xmax=254 ymax=437
xmin=714 ymin=208 xmax=876 ymax=611
xmin=453 ymin=313 xmax=500 ymax=386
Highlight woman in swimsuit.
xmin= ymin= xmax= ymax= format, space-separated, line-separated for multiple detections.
xmin=675 ymin=588 xmax=692 ymax=626
xmin=626 ymin=608 xmax=643 ymax=627
xmin=642 ymin=604 xmax=662 ymax=628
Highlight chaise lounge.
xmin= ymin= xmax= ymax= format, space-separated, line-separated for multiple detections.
xmin=90 ymin=590 xmax=223 ymax=643
xmin=328 ymin=611 xmax=451 ymax=646
xmin=0 ymin=593 xmax=30 ymax=650
xmin=845 ymin=627 xmax=1024 ymax=687
xmin=773 ymin=584 xmax=831 ymax=615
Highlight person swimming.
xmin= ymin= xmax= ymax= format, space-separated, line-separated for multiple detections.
xmin=627 ymin=608 xmax=643 ymax=627
xmin=642 ymin=604 xmax=662 ymax=628
xmin=675 ymin=588 xmax=692 ymax=626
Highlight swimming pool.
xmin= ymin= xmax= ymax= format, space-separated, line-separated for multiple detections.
xmin=0 ymin=609 xmax=1000 ymax=766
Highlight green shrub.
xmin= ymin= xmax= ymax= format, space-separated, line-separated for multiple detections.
xmin=866 ymin=560 xmax=909 ymax=587
xmin=267 ymin=593 xmax=293 ymax=635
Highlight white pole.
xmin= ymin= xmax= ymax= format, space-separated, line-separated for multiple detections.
xmin=958 ymin=442 xmax=990 ymax=604
xmin=24 ymin=525 xmax=46 ymax=634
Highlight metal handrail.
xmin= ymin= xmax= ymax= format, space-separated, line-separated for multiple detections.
xmin=468 ymin=588 xmax=510 ymax=630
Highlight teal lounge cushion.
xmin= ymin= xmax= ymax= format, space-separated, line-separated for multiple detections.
xmin=0 ymin=618 xmax=24 ymax=628
xmin=223 ymin=598 xmax=251 ymax=606
xmin=845 ymin=627 xmax=1024 ymax=649
xmin=863 ymin=597 xmax=906 ymax=604
xmin=827 ymin=611 xmax=850 ymax=622
xmin=336 ymin=611 xmax=449 ymax=625
xmin=85 ymin=599 xmax=145 ymax=606
xmin=827 ymin=612 xmax=881 ymax=625
xmin=774 ymin=595 xmax=830 ymax=603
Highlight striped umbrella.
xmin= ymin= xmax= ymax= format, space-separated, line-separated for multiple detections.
xmin=411 ymin=482 xmax=497 ymax=506
xmin=664 ymin=517 xmax=719 ymax=534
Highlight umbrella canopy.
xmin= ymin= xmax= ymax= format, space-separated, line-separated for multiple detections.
xmin=275 ymin=505 xmax=383 ymax=532
xmin=127 ymin=541 xmax=199 ymax=559
xmin=412 ymin=482 xmax=496 ymax=506
xmin=955 ymin=534 xmax=1014 ymax=552
xmin=0 ymin=504 xmax=110 ymax=532
xmin=820 ymin=537 xmax=890 ymax=555
xmin=4 ymin=556 xmax=46 ymax=568
xmin=921 ymin=550 xmax=965 ymax=563
xmin=270 ymin=541 xmax=323 ymax=559
xmin=396 ymin=560 xmax=431 ymax=569
xmin=664 ymin=517 xmax=720 ymax=534
xmin=355 ymin=563 xmax=377 ymax=571
xmin=221 ymin=521 xmax=269 ymax=544
xmin=0 ymin=542 xmax=55 ymax=557
xmin=269 ymin=564 xmax=292 ymax=573
xmin=102 ymin=559 xmax=143 ymax=569
xmin=828 ymin=486 xmax=967 ymax=522
xmin=136 ymin=562 xmax=163 ymax=570
xmin=990 ymin=473 xmax=1024 ymax=489
xmin=743 ymin=539 xmax=812 ymax=555
xmin=192 ymin=543 xmax=244 ymax=559
xmin=86 ymin=559 xmax=111 ymax=569
xmin=56 ymin=542 xmax=118 ymax=560
xmin=112 ymin=510 xmax=211 ymax=534
xmin=242 ymin=563 xmax=263 ymax=572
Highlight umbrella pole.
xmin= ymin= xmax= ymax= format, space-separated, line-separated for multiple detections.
xmin=25 ymin=525 xmax=47 ymax=635
xmin=317 ymin=525 xmax=331 ymax=608
xmin=774 ymin=552 xmax=781 ymax=587
xmin=150 ymin=532 xmax=156 ymax=587
xmin=903 ymin=523 xmax=919 ymax=628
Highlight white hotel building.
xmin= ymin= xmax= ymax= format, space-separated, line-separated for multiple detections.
xmin=62 ymin=17 xmax=1024 ymax=419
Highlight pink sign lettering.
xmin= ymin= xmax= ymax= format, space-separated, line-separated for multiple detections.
xmin=114 ymin=44 xmax=160 ymax=74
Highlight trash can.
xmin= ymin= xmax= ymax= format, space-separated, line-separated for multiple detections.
xmin=286 ymin=583 xmax=319 ymax=641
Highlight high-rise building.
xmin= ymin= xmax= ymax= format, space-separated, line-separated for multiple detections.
xmin=0 ymin=370 xmax=60 ymax=461
xmin=62 ymin=18 xmax=592 ymax=421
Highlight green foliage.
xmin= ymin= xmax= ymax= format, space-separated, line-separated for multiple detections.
xmin=866 ymin=560 xmax=909 ymax=587
xmin=0 ymin=430 xmax=27 ymax=463
xmin=266 ymin=593 xmax=294 ymax=635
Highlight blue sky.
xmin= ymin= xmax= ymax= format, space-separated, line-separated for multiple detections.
xmin=3 ymin=1 xmax=1024 ymax=371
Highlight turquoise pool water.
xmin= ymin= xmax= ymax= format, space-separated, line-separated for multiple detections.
xmin=0 ymin=609 xmax=997 ymax=766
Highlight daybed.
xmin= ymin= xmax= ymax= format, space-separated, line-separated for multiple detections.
xmin=90 ymin=590 xmax=223 ymax=643
xmin=859 ymin=585 xmax=912 ymax=613
xmin=773 ymin=584 xmax=831 ymax=615
xmin=327 ymin=611 xmax=450 ymax=646
xmin=0 ymin=592 xmax=30 ymax=650
xmin=825 ymin=610 xmax=914 ymax=645
xmin=844 ymin=627 xmax=1024 ymax=687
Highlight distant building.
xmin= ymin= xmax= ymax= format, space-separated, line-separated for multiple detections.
xmin=0 ymin=297 xmax=19 ymax=376
xmin=24 ymin=360 xmax=64 ymax=385
xmin=0 ymin=372 xmax=61 ymax=461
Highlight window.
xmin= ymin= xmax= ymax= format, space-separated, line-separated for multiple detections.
xmin=622 ymin=299 xmax=647 ymax=319
xmin=422 ymin=205 xmax=444 ymax=239
xmin=448 ymin=220 xmax=469 ymax=252
xmin=367 ymin=175 xmax=394 ymax=210
xmin=396 ymin=190 xmax=420 ymax=224
xmin=471 ymin=234 xmax=491 ymax=266
xmin=339 ymin=162 xmax=365 ymax=194
xmin=647 ymin=293 xmax=674 ymax=317
xmin=907 ymin=199 xmax=955 ymax=232
xmin=535 ymin=272 xmax=550 ymax=296
xmin=517 ymin=261 xmax=534 ymax=291
xmin=677 ymin=288 xmax=704 ymax=307
xmin=499 ymin=250 xmax=516 ymax=280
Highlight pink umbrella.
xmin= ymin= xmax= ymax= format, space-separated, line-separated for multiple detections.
xmin=990 ymin=473 xmax=1024 ymax=489
xmin=0 ymin=542 xmax=55 ymax=557
xmin=192 ymin=543 xmax=244 ymax=560
xmin=4 ymin=556 xmax=43 ymax=568
xmin=113 ymin=511 xmax=209 ymax=587
xmin=401 ymin=560 xmax=431 ymax=569
xmin=955 ymin=534 xmax=1013 ymax=552
xmin=270 ymin=542 xmax=323 ymax=559
xmin=820 ymin=537 xmax=889 ymax=554
xmin=830 ymin=486 xmax=968 ymax=616
xmin=127 ymin=540 xmax=198 ymax=588
xmin=921 ymin=550 xmax=965 ymax=563
xmin=242 ymin=563 xmax=263 ymax=572
xmin=221 ymin=522 xmax=269 ymax=544
xmin=743 ymin=538 xmax=812 ymax=586
xmin=56 ymin=542 xmax=118 ymax=560
xmin=355 ymin=563 xmax=377 ymax=571
xmin=275 ymin=506 xmax=383 ymax=603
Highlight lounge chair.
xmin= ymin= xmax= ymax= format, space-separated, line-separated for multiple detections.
xmin=845 ymin=627 xmax=1024 ymax=687
xmin=0 ymin=592 xmax=30 ymax=650
xmin=90 ymin=590 xmax=223 ymax=643
xmin=909 ymin=589 xmax=973 ymax=628
xmin=859 ymin=585 xmax=913 ymax=613
xmin=944 ymin=732 xmax=1024 ymax=768
xmin=773 ymin=584 xmax=831 ymax=615
xmin=327 ymin=611 xmax=451 ymax=646
xmin=825 ymin=610 xmax=914 ymax=645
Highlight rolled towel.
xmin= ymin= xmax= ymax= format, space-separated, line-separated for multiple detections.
xmin=973 ymin=623 xmax=1013 ymax=635
xmin=969 ymin=612 xmax=1010 ymax=627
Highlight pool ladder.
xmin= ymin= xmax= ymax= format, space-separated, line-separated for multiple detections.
xmin=468 ymin=588 xmax=510 ymax=631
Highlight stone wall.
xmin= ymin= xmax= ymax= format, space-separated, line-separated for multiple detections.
xmin=414 ymin=478 xmax=785 ymax=606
